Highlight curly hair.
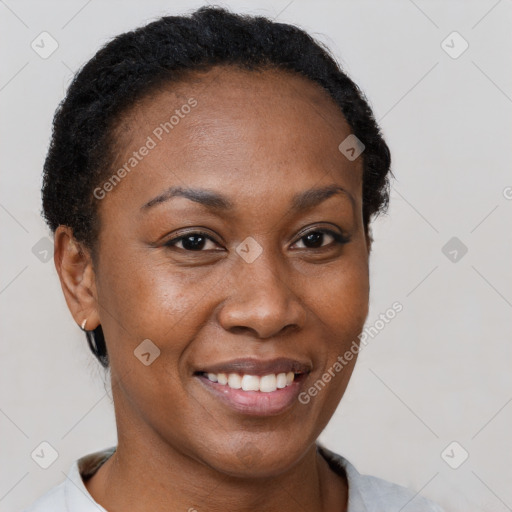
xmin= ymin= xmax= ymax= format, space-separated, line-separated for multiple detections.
xmin=41 ymin=5 xmax=392 ymax=368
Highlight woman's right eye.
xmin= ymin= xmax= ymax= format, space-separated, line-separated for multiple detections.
xmin=164 ymin=232 xmax=221 ymax=252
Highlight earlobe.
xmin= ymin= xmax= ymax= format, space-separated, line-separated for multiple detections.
xmin=53 ymin=226 xmax=100 ymax=330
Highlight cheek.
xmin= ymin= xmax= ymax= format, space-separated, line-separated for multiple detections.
xmin=300 ymin=252 xmax=368 ymax=406
xmin=301 ymin=266 xmax=368 ymax=427
xmin=99 ymin=258 xmax=206 ymax=429
xmin=98 ymin=251 xmax=203 ymax=329
xmin=95 ymin=252 xmax=217 ymax=387
xmin=305 ymin=254 xmax=369 ymax=341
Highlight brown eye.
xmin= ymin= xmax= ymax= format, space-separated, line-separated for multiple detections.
xmin=165 ymin=232 xmax=220 ymax=251
xmin=293 ymin=229 xmax=350 ymax=250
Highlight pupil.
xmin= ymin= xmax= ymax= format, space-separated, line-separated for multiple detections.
xmin=183 ymin=235 xmax=205 ymax=251
xmin=305 ymin=232 xmax=322 ymax=248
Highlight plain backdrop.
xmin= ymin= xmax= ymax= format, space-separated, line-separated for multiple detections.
xmin=1 ymin=1 xmax=511 ymax=511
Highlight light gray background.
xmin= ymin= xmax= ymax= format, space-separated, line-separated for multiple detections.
xmin=1 ymin=1 xmax=511 ymax=511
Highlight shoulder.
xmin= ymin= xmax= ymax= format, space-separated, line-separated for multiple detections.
xmin=317 ymin=444 xmax=445 ymax=512
xmin=22 ymin=446 xmax=115 ymax=512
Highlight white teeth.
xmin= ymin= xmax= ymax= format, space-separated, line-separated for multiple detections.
xmin=228 ymin=373 xmax=242 ymax=389
xmin=259 ymin=374 xmax=277 ymax=393
xmin=204 ymin=371 xmax=297 ymax=392
xmin=241 ymin=374 xmax=260 ymax=391
xmin=276 ymin=373 xmax=287 ymax=389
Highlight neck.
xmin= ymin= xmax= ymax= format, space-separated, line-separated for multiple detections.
xmin=85 ymin=432 xmax=347 ymax=512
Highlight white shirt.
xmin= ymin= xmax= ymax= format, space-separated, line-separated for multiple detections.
xmin=23 ymin=444 xmax=444 ymax=511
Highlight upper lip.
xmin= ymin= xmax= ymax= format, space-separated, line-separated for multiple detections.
xmin=196 ymin=357 xmax=312 ymax=376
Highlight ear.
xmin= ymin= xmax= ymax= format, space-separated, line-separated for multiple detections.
xmin=53 ymin=226 xmax=100 ymax=330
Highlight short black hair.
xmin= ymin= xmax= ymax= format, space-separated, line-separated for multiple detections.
xmin=41 ymin=5 xmax=392 ymax=368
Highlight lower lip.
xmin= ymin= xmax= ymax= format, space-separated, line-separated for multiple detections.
xmin=196 ymin=374 xmax=307 ymax=416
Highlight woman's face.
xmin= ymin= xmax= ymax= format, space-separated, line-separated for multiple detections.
xmin=89 ymin=66 xmax=370 ymax=476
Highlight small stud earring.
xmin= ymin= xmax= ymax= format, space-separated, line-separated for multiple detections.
xmin=80 ymin=319 xmax=87 ymax=331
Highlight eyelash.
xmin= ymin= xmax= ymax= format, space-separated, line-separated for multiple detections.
xmin=164 ymin=228 xmax=350 ymax=252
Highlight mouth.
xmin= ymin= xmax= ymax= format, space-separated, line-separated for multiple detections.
xmin=193 ymin=357 xmax=311 ymax=416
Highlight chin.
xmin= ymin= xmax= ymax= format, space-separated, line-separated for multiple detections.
xmin=201 ymin=436 xmax=311 ymax=479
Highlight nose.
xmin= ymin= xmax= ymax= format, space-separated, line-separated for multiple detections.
xmin=217 ymin=252 xmax=307 ymax=339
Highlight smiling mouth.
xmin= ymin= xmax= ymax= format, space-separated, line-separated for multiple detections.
xmin=193 ymin=357 xmax=311 ymax=415
xmin=195 ymin=370 xmax=308 ymax=393
xmin=195 ymin=371 xmax=309 ymax=416
xmin=194 ymin=356 xmax=311 ymax=392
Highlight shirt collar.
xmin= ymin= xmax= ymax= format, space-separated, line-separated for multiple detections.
xmin=316 ymin=443 xmax=369 ymax=511
xmin=63 ymin=447 xmax=115 ymax=512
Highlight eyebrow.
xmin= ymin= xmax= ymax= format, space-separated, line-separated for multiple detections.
xmin=141 ymin=184 xmax=354 ymax=214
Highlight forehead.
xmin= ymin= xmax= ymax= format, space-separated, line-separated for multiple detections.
xmin=104 ymin=65 xmax=363 ymax=213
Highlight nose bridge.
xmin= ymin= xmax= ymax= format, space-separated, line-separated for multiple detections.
xmin=217 ymin=241 xmax=306 ymax=339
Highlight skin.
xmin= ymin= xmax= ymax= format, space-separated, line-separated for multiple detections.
xmin=54 ymin=65 xmax=371 ymax=512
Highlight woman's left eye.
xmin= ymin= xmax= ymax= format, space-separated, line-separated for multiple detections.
xmin=293 ymin=229 xmax=350 ymax=250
